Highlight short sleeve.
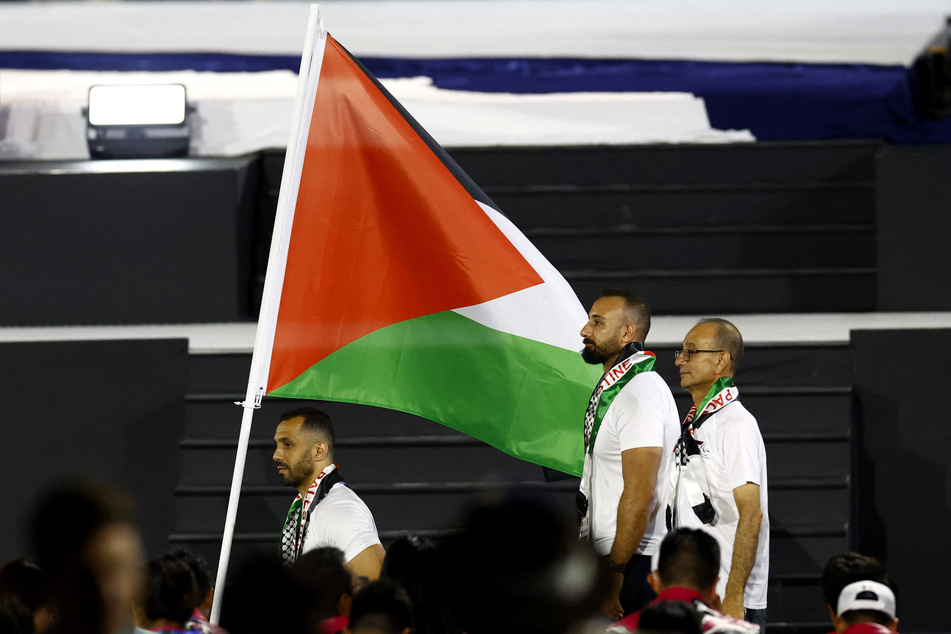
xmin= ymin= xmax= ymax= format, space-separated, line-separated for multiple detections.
xmin=612 ymin=374 xmax=671 ymax=451
xmin=718 ymin=410 xmax=766 ymax=491
xmin=303 ymin=485 xmax=382 ymax=562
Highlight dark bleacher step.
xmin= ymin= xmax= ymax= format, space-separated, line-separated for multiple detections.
xmin=187 ymin=395 xmax=850 ymax=445
xmin=769 ymin=474 xmax=849 ymax=580
xmin=251 ymin=265 xmax=877 ymax=317
xmin=184 ymin=394 xmax=468 ymax=441
xmin=528 ymin=224 xmax=874 ymax=270
xmin=172 ymin=478 xmax=576 ymax=537
xmin=766 ymin=441 xmax=848 ymax=480
xmin=179 ymin=440 xmax=544 ymax=488
xmin=491 ymin=183 xmax=873 ymax=231
xmin=446 ymin=141 xmax=878 ymax=188
xmin=768 ymin=572 xmax=836 ymax=625
xmin=188 ymin=342 xmax=853 ymax=396
xmin=772 ymin=522 xmax=847 ymax=574
xmin=182 ymin=434 xmax=484 ymax=450
xmin=769 ymin=483 xmax=848 ymax=527
xmin=736 ymin=394 xmax=850 ymax=437
xmin=651 ymin=344 xmax=852 ymax=389
xmin=568 ymin=268 xmax=875 ymax=313
xmin=258 ymin=142 xmax=877 ymax=192
xmin=766 ymin=625 xmax=831 ymax=634
xmin=253 ymin=143 xmax=877 ymax=316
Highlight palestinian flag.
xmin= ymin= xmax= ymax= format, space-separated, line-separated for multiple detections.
xmin=255 ymin=26 xmax=600 ymax=476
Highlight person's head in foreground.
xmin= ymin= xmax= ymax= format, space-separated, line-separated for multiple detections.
xmin=648 ymin=528 xmax=720 ymax=606
xmin=439 ymin=495 xmax=609 ymax=634
xmin=832 ymin=580 xmax=898 ymax=633
xmin=31 ymin=480 xmax=145 ymax=634
xmin=821 ymin=552 xmax=894 ymax=632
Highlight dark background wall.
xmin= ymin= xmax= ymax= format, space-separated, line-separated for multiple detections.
xmin=876 ymin=146 xmax=951 ymax=311
xmin=0 ymin=339 xmax=189 ymax=562
xmin=851 ymin=329 xmax=951 ymax=633
xmin=0 ymin=158 xmax=257 ymax=326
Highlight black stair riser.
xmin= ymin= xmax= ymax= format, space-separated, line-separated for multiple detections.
xmin=531 ymin=231 xmax=875 ymax=270
xmin=568 ymin=273 xmax=875 ymax=313
xmin=445 ymin=142 xmax=878 ymax=188
xmin=491 ymin=188 xmax=873 ymax=231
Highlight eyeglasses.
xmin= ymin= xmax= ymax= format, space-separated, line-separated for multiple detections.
xmin=673 ymin=349 xmax=724 ymax=361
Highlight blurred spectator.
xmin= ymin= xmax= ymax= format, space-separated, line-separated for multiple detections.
xmin=348 ymin=579 xmax=412 ymax=634
xmin=439 ymin=495 xmax=608 ymax=634
xmin=289 ymin=547 xmax=353 ymax=634
xmin=637 ymin=601 xmax=703 ymax=634
xmin=30 ymin=480 xmax=146 ymax=634
xmin=0 ymin=558 xmax=51 ymax=633
xmin=161 ymin=549 xmax=224 ymax=634
xmin=0 ymin=596 xmax=35 ymax=634
xmin=132 ymin=557 xmax=200 ymax=634
xmin=380 ymin=536 xmax=458 ymax=634
xmin=218 ymin=555 xmax=308 ymax=634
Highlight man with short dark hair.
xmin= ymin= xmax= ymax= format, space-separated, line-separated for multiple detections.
xmin=610 ymin=528 xmax=759 ymax=634
xmin=668 ymin=319 xmax=769 ymax=627
xmin=578 ymin=289 xmax=680 ymax=619
xmin=274 ymin=407 xmax=385 ymax=579
xmin=290 ymin=547 xmax=354 ymax=634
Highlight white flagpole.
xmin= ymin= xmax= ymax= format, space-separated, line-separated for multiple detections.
xmin=210 ymin=4 xmax=328 ymax=624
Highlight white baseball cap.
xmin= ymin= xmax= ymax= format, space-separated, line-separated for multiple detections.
xmin=836 ymin=580 xmax=896 ymax=619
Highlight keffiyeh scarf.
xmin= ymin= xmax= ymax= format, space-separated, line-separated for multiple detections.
xmin=281 ymin=463 xmax=344 ymax=565
xmin=578 ymin=342 xmax=657 ymax=540
xmin=667 ymin=377 xmax=739 ymax=528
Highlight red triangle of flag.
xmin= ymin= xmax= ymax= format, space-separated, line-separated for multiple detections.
xmin=268 ymin=35 xmax=544 ymax=392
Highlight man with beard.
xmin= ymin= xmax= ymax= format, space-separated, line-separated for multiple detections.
xmin=273 ymin=407 xmax=385 ymax=579
xmin=578 ymin=289 xmax=680 ymax=619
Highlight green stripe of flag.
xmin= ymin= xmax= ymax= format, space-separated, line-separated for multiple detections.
xmin=268 ymin=310 xmax=600 ymax=476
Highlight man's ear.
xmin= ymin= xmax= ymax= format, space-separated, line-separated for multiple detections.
xmin=715 ymin=351 xmax=733 ymax=377
xmin=704 ymin=576 xmax=721 ymax=609
xmin=624 ymin=322 xmax=638 ymax=344
xmin=827 ymin=606 xmax=849 ymax=634
xmin=647 ymin=570 xmax=663 ymax=594
xmin=314 ymin=440 xmax=329 ymax=461
xmin=199 ymin=587 xmax=214 ymax=618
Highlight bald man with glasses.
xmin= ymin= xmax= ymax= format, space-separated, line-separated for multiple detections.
xmin=667 ymin=318 xmax=769 ymax=631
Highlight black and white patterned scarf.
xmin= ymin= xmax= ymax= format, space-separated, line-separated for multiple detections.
xmin=280 ymin=463 xmax=344 ymax=565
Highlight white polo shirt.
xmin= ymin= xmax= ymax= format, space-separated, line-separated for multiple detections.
xmin=588 ymin=371 xmax=680 ymax=557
